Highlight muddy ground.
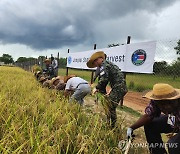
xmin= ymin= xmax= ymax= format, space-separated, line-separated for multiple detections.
xmin=124 ymin=91 xmax=150 ymax=113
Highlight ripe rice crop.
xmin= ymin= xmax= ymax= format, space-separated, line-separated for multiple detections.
xmin=0 ymin=66 xmax=124 ymax=153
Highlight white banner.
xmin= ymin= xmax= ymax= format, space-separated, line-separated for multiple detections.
xmin=67 ymin=41 xmax=156 ymax=73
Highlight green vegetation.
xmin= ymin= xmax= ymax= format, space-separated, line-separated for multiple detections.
xmin=174 ymin=39 xmax=180 ymax=55
xmin=58 ymin=69 xmax=180 ymax=91
xmin=59 ymin=68 xmax=92 ymax=82
xmin=16 ymin=57 xmax=37 ymax=63
xmin=126 ymin=73 xmax=180 ymax=91
xmin=118 ymin=106 xmax=142 ymax=117
xmin=32 ymin=64 xmax=42 ymax=73
xmin=0 ymin=54 xmax=14 ymax=64
xmin=153 ymin=60 xmax=180 ymax=79
xmin=1 ymin=66 xmax=176 ymax=153
xmin=58 ymin=58 xmax=67 ymax=68
xmin=0 ymin=66 xmax=126 ymax=153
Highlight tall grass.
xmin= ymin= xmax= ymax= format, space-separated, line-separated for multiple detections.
xmin=0 ymin=66 xmax=125 ymax=153
xmin=59 ymin=68 xmax=92 ymax=82
xmin=59 ymin=68 xmax=180 ymax=91
xmin=126 ymin=73 xmax=180 ymax=91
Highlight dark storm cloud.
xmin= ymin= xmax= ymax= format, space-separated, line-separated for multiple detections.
xmin=93 ymin=0 xmax=177 ymax=19
xmin=0 ymin=0 xmax=178 ymax=50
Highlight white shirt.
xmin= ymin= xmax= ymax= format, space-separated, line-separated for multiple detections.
xmin=65 ymin=77 xmax=88 ymax=90
xmin=52 ymin=59 xmax=58 ymax=69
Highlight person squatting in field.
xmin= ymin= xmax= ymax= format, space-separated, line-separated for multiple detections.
xmin=35 ymin=71 xmax=43 ymax=80
xmin=127 ymin=83 xmax=180 ymax=154
xmin=51 ymin=76 xmax=66 ymax=90
xmin=87 ymin=51 xmax=128 ymax=128
xmin=64 ymin=75 xmax=91 ymax=105
xmin=39 ymin=76 xmax=47 ymax=84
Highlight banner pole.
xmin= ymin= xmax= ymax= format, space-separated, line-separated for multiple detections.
xmin=57 ymin=52 xmax=60 ymax=67
xmin=90 ymin=44 xmax=96 ymax=84
xmin=120 ymin=36 xmax=131 ymax=106
xmin=66 ymin=49 xmax=70 ymax=76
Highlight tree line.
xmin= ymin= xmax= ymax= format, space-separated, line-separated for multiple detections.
xmin=153 ymin=60 xmax=180 ymax=79
xmin=0 ymin=54 xmax=67 ymax=68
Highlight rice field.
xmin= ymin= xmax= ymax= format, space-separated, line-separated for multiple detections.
xmin=1 ymin=66 xmax=175 ymax=153
xmin=0 ymin=66 xmax=126 ymax=153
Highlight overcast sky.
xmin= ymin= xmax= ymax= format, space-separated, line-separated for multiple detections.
xmin=0 ymin=0 xmax=180 ymax=61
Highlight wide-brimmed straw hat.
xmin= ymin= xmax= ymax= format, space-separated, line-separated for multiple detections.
xmin=44 ymin=59 xmax=51 ymax=63
xmin=144 ymin=83 xmax=180 ymax=100
xmin=36 ymin=71 xmax=42 ymax=75
xmin=87 ymin=51 xmax=105 ymax=68
xmin=51 ymin=77 xmax=61 ymax=85
xmin=64 ymin=75 xmax=76 ymax=83
xmin=42 ymin=80 xmax=51 ymax=88
xmin=39 ymin=76 xmax=46 ymax=82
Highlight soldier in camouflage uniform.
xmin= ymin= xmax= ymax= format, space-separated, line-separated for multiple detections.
xmin=87 ymin=51 xmax=127 ymax=128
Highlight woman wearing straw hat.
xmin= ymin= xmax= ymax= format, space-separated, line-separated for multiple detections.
xmin=87 ymin=51 xmax=127 ymax=128
xmin=127 ymin=83 xmax=180 ymax=154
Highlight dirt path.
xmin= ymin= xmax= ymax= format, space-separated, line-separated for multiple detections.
xmin=105 ymin=85 xmax=150 ymax=113
xmin=124 ymin=91 xmax=149 ymax=113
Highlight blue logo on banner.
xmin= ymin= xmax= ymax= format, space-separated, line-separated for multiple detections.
xmin=68 ymin=56 xmax=72 ymax=64
xmin=132 ymin=49 xmax=146 ymax=66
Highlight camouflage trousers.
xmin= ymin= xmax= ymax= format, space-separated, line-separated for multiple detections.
xmin=109 ymin=84 xmax=127 ymax=103
xmin=103 ymin=85 xmax=127 ymax=128
xmin=103 ymin=97 xmax=118 ymax=128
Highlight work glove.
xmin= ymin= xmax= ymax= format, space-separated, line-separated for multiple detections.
xmin=127 ymin=127 xmax=134 ymax=139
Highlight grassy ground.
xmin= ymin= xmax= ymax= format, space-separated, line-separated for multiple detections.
xmin=58 ymin=68 xmax=180 ymax=91
xmin=0 ymin=66 xmax=149 ymax=153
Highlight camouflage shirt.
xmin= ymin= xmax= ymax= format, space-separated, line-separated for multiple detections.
xmin=96 ymin=60 xmax=127 ymax=102
xmin=93 ymin=67 xmax=106 ymax=94
xmin=96 ymin=60 xmax=126 ymax=89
